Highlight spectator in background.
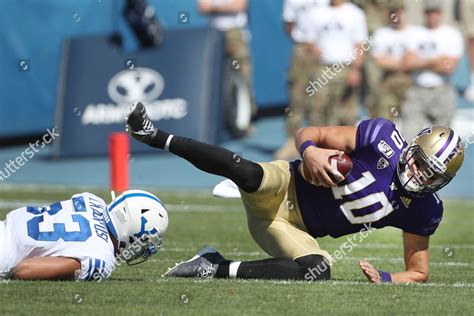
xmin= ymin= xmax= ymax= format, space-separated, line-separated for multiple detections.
xmin=274 ymin=0 xmax=329 ymax=160
xmin=369 ymin=0 xmax=412 ymax=119
xmin=303 ymin=0 xmax=368 ymax=125
xmin=461 ymin=0 xmax=474 ymax=102
xmin=350 ymin=0 xmax=386 ymax=112
xmin=351 ymin=0 xmax=385 ymax=35
xmin=197 ymin=0 xmax=254 ymax=109
xmin=401 ymin=0 xmax=463 ymax=140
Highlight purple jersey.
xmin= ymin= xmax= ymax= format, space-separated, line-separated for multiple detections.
xmin=292 ymin=118 xmax=443 ymax=238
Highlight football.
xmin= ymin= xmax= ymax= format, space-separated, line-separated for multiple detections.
xmin=328 ymin=153 xmax=353 ymax=182
xmin=301 ymin=153 xmax=353 ymax=184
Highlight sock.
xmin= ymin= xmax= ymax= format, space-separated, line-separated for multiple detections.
xmin=162 ymin=134 xmax=263 ymax=193
xmin=215 ymin=255 xmax=330 ymax=281
xmin=215 ymin=260 xmax=231 ymax=278
xmin=145 ymin=126 xmax=263 ymax=192
xmin=215 ymin=261 xmax=241 ymax=278
xmin=148 ymin=129 xmax=170 ymax=149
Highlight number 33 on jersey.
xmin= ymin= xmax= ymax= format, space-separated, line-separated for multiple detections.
xmin=1 ymin=192 xmax=116 ymax=281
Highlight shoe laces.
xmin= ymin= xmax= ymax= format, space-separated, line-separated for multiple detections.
xmin=199 ymin=266 xmax=216 ymax=279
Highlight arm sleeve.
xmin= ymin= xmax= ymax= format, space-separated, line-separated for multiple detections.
xmin=402 ymin=197 xmax=444 ymax=236
xmin=75 ymin=258 xmax=113 ymax=282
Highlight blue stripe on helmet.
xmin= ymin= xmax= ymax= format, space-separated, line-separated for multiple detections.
xmin=108 ymin=193 xmax=163 ymax=212
xmin=105 ymin=193 xmax=164 ymax=239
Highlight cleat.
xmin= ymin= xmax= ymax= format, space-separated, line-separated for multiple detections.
xmin=125 ymin=101 xmax=157 ymax=144
xmin=163 ymin=246 xmax=226 ymax=278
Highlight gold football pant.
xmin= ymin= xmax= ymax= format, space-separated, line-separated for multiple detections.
xmin=239 ymin=160 xmax=330 ymax=260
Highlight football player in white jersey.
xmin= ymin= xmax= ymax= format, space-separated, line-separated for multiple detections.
xmin=0 ymin=190 xmax=168 ymax=281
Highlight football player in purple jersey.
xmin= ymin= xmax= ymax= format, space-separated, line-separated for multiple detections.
xmin=127 ymin=102 xmax=464 ymax=283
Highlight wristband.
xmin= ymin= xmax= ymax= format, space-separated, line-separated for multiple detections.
xmin=299 ymin=140 xmax=317 ymax=158
xmin=378 ymin=270 xmax=392 ymax=283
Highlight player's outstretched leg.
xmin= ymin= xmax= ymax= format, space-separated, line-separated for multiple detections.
xmin=126 ymin=102 xmax=264 ymax=193
xmin=163 ymin=246 xmax=330 ymax=281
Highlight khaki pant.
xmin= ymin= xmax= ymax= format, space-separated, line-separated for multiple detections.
xmin=352 ymin=0 xmax=386 ymax=35
xmin=401 ymin=85 xmax=457 ymax=140
xmin=308 ymin=64 xmax=359 ymax=126
xmin=286 ymin=43 xmax=318 ymax=136
xmin=369 ymin=72 xmax=411 ymax=119
xmin=224 ymin=28 xmax=252 ymax=88
xmin=239 ymin=161 xmax=330 ymax=260
xmin=461 ymin=0 xmax=474 ymax=37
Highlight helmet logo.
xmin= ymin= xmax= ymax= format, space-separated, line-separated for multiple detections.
xmin=134 ymin=216 xmax=158 ymax=239
xmin=417 ymin=126 xmax=432 ymax=137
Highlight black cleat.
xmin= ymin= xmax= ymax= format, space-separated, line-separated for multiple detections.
xmin=125 ymin=101 xmax=157 ymax=145
xmin=163 ymin=246 xmax=226 ymax=279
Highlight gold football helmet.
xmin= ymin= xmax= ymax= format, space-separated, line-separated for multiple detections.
xmin=398 ymin=126 xmax=464 ymax=196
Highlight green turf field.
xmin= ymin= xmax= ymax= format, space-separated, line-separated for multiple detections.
xmin=1 ymin=186 xmax=473 ymax=315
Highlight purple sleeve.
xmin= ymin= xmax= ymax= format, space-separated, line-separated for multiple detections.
xmin=356 ymin=118 xmax=396 ymax=149
xmin=400 ymin=196 xmax=444 ymax=236
xmin=403 ymin=211 xmax=443 ymax=236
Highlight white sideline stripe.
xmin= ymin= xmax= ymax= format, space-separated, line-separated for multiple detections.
xmin=189 ymin=279 xmax=474 ymax=288
xmin=320 ymin=281 xmax=474 ymax=288
xmin=0 ymin=200 xmax=242 ymax=212
xmin=342 ymin=257 xmax=469 ymax=267
xmin=0 ymin=183 xmax=213 ymax=197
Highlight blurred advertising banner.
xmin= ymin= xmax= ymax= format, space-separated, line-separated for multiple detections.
xmin=54 ymin=28 xmax=225 ymax=157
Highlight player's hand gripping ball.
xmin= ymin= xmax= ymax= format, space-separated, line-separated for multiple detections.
xmin=302 ymin=153 xmax=353 ymax=185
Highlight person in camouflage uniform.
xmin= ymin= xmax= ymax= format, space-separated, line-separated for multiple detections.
xmin=351 ymin=0 xmax=387 ymax=117
xmin=198 ymin=0 xmax=255 ymax=126
xmin=369 ymin=0 xmax=412 ymax=119
xmin=275 ymin=0 xmax=328 ymax=160
xmin=303 ymin=0 xmax=368 ymax=126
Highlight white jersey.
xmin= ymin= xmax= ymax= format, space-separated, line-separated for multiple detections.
xmin=283 ymin=0 xmax=329 ymax=43
xmin=207 ymin=0 xmax=248 ymax=31
xmin=0 ymin=192 xmax=116 ymax=281
xmin=300 ymin=2 xmax=368 ymax=64
xmin=405 ymin=25 xmax=464 ymax=88
xmin=371 ymin=25 xmax=421 ymax=59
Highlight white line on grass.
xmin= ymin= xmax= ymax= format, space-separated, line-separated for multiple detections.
xmin=208 ymin=279 xmax=474 ymax=288
xmin=0 ymin=200 xmax=242 ymax=212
